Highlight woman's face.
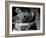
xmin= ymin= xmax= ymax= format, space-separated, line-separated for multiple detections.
xmin=15 ymin=8 xmax=22 ymax=13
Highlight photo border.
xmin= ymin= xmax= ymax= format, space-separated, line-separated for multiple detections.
xmin=5 ymin=1 xmax=45 ymax=37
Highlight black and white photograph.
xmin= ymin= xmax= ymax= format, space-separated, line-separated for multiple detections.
xmin=5 ymin=1 xmax=45 ymax=37
xmin=12 ymin=7 xmax=40 ymax=31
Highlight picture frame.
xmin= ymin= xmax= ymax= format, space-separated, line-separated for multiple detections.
xmin=5 ymin=1 xmax=45 ymax=37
